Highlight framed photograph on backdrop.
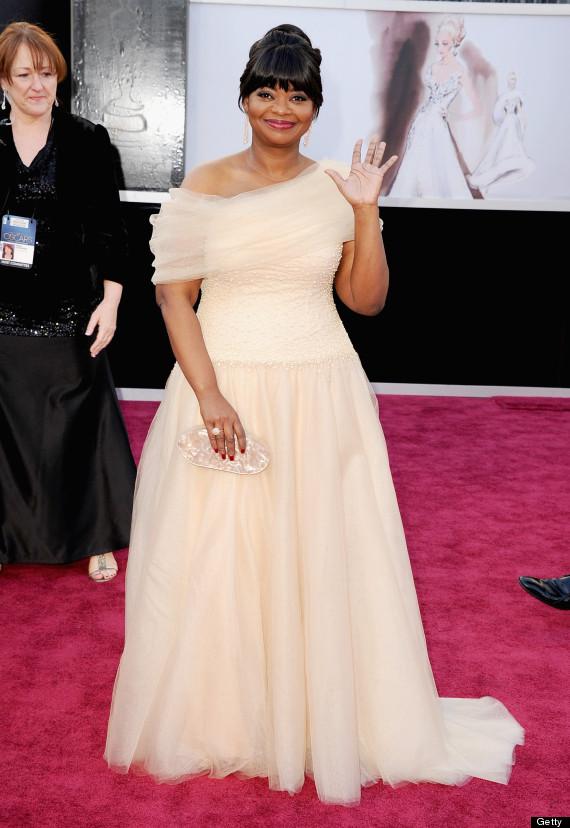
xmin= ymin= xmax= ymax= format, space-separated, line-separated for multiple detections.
xmin=72 ymin=0 xmax=186 ymax=197
xmin=186 ymin=0 xmax=570 ymax=211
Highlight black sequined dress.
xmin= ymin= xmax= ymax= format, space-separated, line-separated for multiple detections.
xmin=0 ymin=115 xmax=136 ymax=564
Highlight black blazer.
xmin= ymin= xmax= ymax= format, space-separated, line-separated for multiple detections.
xmin=0 ymin=108 xmax=128 ymax=287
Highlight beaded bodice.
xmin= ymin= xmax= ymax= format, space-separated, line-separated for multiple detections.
xmin=423 ymin=69 xmax=462 ymax=112
xmin=197 ymin=246 xmax=355 ymax=365
xmin=150 ymin=161 xmax=361 ymax=366
xmin=404 ymin=68 xmax=463 ymax=152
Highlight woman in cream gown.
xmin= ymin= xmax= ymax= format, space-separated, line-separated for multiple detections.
xmin=105 ymin=25 xmax=523 ymax=805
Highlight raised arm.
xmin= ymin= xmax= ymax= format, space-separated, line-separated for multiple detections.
xmin=325 ymin=137 xmax=397 ymax=316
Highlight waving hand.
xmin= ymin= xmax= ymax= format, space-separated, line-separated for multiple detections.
xmin=325 ymin=136 xmax=398 ymax=207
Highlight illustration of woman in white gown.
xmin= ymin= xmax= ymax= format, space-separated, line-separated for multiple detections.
xmin=468 ymin=72 xmax=535 ymax=196
xmin=389 ymin=17 xmax=481 ymax=199
xmin=105 ymin=24 xmax=524 ymax=805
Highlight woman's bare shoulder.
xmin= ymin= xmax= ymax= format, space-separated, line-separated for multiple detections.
xmin=181 ymin=154 xmax=245 ymax=196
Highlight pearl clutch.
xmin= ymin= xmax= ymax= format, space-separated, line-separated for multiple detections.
xmin=177 ymin=426 xmax=271 ymax=475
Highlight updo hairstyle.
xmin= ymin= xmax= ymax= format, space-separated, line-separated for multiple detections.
xmin=239 ymin=24 xmax=323 ymax=116
xmin=436 ymin=17 xmax=466 ymax=51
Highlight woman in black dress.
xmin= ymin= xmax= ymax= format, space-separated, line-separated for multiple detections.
xmin=0 ymin=22 xmax=136 ymax=581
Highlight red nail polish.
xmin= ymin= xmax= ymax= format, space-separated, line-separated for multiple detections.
xmin=240 ymin=449 xmax=245 ymax=454
xmin=214 ymin=448 xmax=218 ymax=453
xmin=221 ymin=453 xmax=226 ymax=460
xmin=229 ymin=456 xmax=234 ymax=461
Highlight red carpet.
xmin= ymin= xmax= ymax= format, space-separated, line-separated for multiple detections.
xmin=1 ymin=396 xmax=569 ymax=827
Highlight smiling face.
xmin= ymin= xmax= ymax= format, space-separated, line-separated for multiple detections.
xmin=243 ymin=84 xmax=315 ymax=148
xmin=1 ymin=43 xmax=58 ymax=119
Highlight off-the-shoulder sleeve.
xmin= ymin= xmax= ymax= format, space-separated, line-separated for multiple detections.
xmin=150 ymin=189 xmax=219 ymax=285
xmin=151 ymin=164 xmax=381 ymax=284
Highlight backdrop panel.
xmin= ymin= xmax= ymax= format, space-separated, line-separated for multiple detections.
xmin=186 ymin=1 xmax=570 ymax=211
xmin=72 ymin=0 xmax=186 ymax=191
xmin=5 ymin=1 xmax=564 ymax=388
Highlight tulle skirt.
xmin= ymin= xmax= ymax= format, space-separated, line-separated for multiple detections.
xmin=105 ymin=356 xmax=523 ymax=804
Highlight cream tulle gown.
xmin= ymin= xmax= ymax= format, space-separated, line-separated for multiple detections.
xmin=105 ymin=161 xmax=523 ymax=804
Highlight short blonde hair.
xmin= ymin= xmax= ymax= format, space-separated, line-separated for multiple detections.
xmin=0 ymin=21 xmax=67 ymax=83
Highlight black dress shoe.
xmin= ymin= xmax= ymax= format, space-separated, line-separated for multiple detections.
xmin=518 ymin=575 xmax=570 ymax=610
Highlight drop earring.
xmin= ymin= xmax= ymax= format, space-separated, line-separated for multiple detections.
xmin=1 ymin=90 xmax=6 ymax=111
xmin=303 ymin=125 xmax=312 ymax=148
xmin=54 ymin=97 xmax=59 ymax=108
xmin=243 ymin=113 xmax=250 ymax=145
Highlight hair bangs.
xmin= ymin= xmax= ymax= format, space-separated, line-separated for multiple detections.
xmin=240 ymin=41 xmax=323 ymax=113
xmin=25 ymin=38 xmax=57 ymax=74
xmin=0 ymin=22 xmax=67 ymax=83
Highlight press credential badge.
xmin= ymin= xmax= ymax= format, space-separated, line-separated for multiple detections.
xmin=1 ymin=214 xmax=37 ymax=269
